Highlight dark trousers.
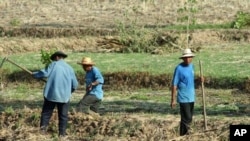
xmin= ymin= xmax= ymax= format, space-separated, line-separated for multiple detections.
xmin=77 ymin=94 xmax=101 ymax=113
xmin=179 ymin=102 xmax=194 ymax=136
xmin=40 ymin=98 xmax=69 ymax=136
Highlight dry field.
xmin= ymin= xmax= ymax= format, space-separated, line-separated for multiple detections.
xmin=0 ymin=0 xmax=250 ymax=141
xmin=0 ymin=0 xmax=250 ymax=54
xmin=0 ymin=0 xmax=249 ymax=27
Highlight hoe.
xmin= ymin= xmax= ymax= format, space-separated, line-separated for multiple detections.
xmin=0 ymin=57 xmax=46 ymax=82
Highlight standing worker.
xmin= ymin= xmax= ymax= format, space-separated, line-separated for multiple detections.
xmin=33 ymin=51 xmax=78 ymax=137
xmin=76 ymin=57 xmax=104 ymax=115
xmin=170 ymin=48 xmax=203 ymax=136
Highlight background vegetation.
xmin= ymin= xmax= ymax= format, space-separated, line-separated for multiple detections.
xmin=0 ymin=0 xmax=250 ymax=141
xmin=2 ymin=43 xmax=250 ymax=91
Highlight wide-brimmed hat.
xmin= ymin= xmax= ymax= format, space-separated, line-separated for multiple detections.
xmin=50 ymin=51 xmax=67 ymax=60
xmin=77 ymin=57 xmax=95 ymax=65
xmin=179 ymin=48 xmax=195 ymax=59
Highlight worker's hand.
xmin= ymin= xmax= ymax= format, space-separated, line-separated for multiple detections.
xmin=87 ymin=84 xmax=92 ymax=91
xmin=170 ymin=101 xmax=176 ymax=109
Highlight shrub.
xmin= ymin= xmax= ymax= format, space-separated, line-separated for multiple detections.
xmin=40 ymin=49 xmax=54 ymax=68
xmin=232 ymin=11 xmax=250 ymax=29
xmin=115 ymin=20 xmax=158 ymax=53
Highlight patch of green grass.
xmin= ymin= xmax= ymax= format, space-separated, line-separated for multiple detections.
xmin=193 ymin=43 xmax=250 ymax=78
xmin=4 ymin=43 xmax=250 ymax=79
xmin=1 ymin=48 xmax=247 ymax=92
xmin=1 ymin=52 xmax=44 ymax=73
xmin=130 ymin=94 xmax=149 ymax=101
xmin=1 ymin=83 xmax=248 ymax=118
xmin=3 ymin=84 xmax=41 ymax=100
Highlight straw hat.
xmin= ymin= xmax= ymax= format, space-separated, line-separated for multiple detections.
xmin=50 ymin=51 xmax=67 ymax=60
xmin=78 ymin=57 xmax=95 ymax=65
xmin=179 ymin=48 xmax=195 ymax=59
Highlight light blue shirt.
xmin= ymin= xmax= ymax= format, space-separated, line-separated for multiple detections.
xmin=33 ymin=59 xmax=78 ymax=103
xmin=85 ymin=66 xmax=104 ymax=100
xmin=172 ymin=63 xmax=195 ymax=103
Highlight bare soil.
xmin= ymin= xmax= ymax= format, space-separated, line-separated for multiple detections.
xmin=0 ymin=0 xmax=250 ymax=141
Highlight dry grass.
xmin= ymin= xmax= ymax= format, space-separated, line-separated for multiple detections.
xmin=0 ymin=0 xmax=249 ymax=28
xmin=0 ymin=0 xmax=250 ymax=55
xmin=0 ymin=103 xmax=249 ymax=141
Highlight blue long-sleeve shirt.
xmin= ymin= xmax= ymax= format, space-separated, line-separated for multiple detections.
xmin=85 ymin=66 xmax=104 ymax=100
xmin=33 ymin=59 xmax=78 ymax=103
xmin=172 ymin=63 xmax=195 ymax=103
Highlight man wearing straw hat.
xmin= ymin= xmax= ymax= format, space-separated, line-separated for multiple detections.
xmin=77 ymin=57 xmax=104 ymax=115
xmin=170 ymin=48 xmax=202 ymax=136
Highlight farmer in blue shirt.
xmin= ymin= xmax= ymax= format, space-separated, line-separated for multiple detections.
xmin=77 ymin=57 xmax=104 ymax=115
xmin=33 ymin=51 xmax=78 ymax=137
xmin=170 ymin=48 xmax=202 ymax=136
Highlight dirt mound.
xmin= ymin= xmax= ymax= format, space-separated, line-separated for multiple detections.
xmin=0 ymin=107 xmax=243 ymax=141
xmin=1 ymin=69 xmax=249 ymax=91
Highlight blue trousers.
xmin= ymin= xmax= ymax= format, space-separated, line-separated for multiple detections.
xmin=179 ymin=102 xmax=194 ymax=136
xmin=40 ymin=97 xmax=69 ymax=136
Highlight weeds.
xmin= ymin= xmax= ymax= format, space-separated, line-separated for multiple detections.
xmin=28 ymin=113 xmax=40 ymax=126
xmin=9 ymin=18 xmax=21 ymax=27
xmin=232 ymin=11 xmax=250 ymax=29
xmin=4 ymin=106 xmax=14 ymax=116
